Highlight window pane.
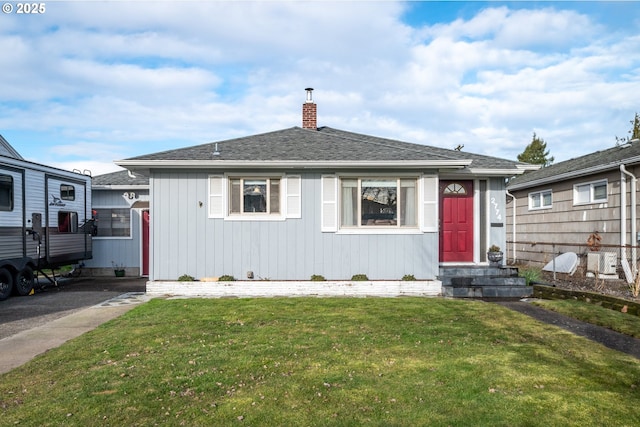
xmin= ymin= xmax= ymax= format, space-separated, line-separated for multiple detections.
xmin=531 ymin=193 xmax=541 ymax=208
xmin=400 ymin=179 xmax=416 ymax=226
xmin=58 ymin=211 xmax=78 ymax=233
xmin=94 ymin=208 xmax=130 ymax=237
xmin=60 ymin=184 xmax=75 ymax=201
xmin=243 ymin=180 xmax=267 ymax=213
xmin=0 ymin=174 xmax=12 ymax=211
xmin=575 ymin=184 xmax=590 ymax=204
xmin=542 ymin=191 xmax=552 ymax=206
xmin=593 ymin=182 xmax=607 ymax=201
xmin=230 ymin=179 xmax=241 ymax=213
xmin=341 ymin=179 xmax=358 ymax=226
xmin=110 ymin=209 xmax=130 ymax=236
xmin=270 ymin=179 xmax=280 ymax=214
xmin=361 ymin=179 xmax=397 ymax=226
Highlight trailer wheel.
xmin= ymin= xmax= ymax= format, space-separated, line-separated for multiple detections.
xmin=14 ymin=267 xmax=35 ymax=296
xmin=0 ymin=268 xmax=13 ymax=301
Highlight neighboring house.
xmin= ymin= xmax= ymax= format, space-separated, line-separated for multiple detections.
xmin=506 ymin=139 xmax=640 ymax=281
xmin=116 ymin=90 xmax=533 ymax=282
xmin=83 ymin=169 xmax=149 ymax=276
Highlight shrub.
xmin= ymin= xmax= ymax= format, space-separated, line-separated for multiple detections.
xmin=401 ymin=274 xmax=416 ymax=281
xmin=310 ymin=274 xmax=326 ymax=281
xmin=519 ymin=266 xmax=542 ymax=285
xmin=351 ymin=274 xmax=369 ymax=281
xmin=178 ymin=274 xmax=195 ymax=282
xmin=218 ymin=275 xmax=236 ymax=282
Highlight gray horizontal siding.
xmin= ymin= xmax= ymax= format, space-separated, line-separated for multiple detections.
xmin=151 ymin=170 xmax=438 ymax=281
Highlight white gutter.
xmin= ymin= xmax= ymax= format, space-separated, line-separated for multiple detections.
xmin=506 ymin=190 xmax=517 ymax=263
xmin=115 ymin=159 xmax=472 ymax=169
xmin=620 ymin=164 xmax=637 ymax=281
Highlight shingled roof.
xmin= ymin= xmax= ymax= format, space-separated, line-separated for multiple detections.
xmin=117 ymin=126 xmax=532 ymax=175
xmin=92 ymin=169 xmax=149 ymax=187
xmin=508 ymin=140 xmax=640 ymax=190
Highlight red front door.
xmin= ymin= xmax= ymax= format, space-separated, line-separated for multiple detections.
xmin=142 ymin=210 xmax=150 ymax=276
xmin=440 ymin=181 xmax=474 ymax=262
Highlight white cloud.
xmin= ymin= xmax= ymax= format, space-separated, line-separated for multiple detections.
xmin=2 ymin=1 xmax=640 ymax=173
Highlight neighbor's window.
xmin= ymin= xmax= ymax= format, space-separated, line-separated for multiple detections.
xmin=93 ymin=208 xmax=131 ymax=237
xmin=60 ymin=184 xmax=75 ymax=201
xmin=58 ymin=211 xmax=78 ymax=233
xmin=340 ymin=177 xmax=417 ymax=227
xmin=529 ymin=189 xmax=552 ymax=210
xmin=229 ymin=178 xmax=280 ymax=215
xmin=0 ymin=174 xmax=13 ymax=211
xmin=574 ymin=180 xmax=607 ymax=205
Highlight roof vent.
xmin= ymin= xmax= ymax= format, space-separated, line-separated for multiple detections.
xmin=213 ymin=142 xmax=220 ymax=156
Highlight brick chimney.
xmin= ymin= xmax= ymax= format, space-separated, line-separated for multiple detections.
xmin=302 ymin=88 xmax=317 ymax=130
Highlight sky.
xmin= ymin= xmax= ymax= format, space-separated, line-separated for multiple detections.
xmin=1 ymin=0 xmax=639 ymax=176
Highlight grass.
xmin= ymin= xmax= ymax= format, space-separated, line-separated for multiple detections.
xmin=532 ymin=298 xmax=640 ymax=339
xmin=1 ymin=298 xmax=640 ymax=426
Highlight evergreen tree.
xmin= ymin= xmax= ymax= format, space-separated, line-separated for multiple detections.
xmin=616 ymin=112 xmax=640 ymax=144
xmin=517 ymin=132 xmax=554 ymax=167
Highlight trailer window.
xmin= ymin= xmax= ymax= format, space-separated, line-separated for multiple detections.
xmin=60 ymin=184 xmax=75 ymax=201
xmin=0 ymin=174 xmax=12 ymax=211
xmin=58 ymin=211 xmax=78 ymax=233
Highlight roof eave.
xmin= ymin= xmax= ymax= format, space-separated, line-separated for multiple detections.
xmin=115 ymin=159 xmax=473 ymax=170
xmin=466 ymin=168 xmax=530 ymax=176
xmin=508 ymin=155 xmax=640 ymax=191
xmin=92 ymin=184 xmax=149 ymax=190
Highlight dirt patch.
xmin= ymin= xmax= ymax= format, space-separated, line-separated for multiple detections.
xmin=533 ymin=270 xmax=639 ymax=302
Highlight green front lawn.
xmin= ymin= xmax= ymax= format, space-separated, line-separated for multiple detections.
xmin=533 ymin=298 xmax=640 ymax=338
xmin=1 ymin=298 xmax=639 ymax=426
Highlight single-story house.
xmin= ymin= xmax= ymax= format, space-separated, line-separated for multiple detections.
xmin=506 ymin=138 xmax=640 ymax=281
xmin=83 ymin=169 xmax=150 ymax=277
xmin=116 ymin=90 xmax=534 ymax=283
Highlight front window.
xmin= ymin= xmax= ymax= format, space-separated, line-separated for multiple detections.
xmin=60 ymin=184 xmax=75 ymax=201
xmin=58 ymin=211 xmax=78 ymax=233
xmin=340 ymin=177 xmax=417 ymax=227
xmin=529 ymin=189 xmax=552 ymax=210
xmin=574 ymin=180 xmax=607 ymax=205
xmin=0 ymin=174 xmax=13 ymax=211
xmin=93 ymin=208 xmax=131 ymax=237
xmin=229 ymin=178 xmax=280 ymax=215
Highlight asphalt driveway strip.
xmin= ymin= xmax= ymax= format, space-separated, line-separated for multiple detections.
xmin=495 ymin=300 xmax=640 ymax=360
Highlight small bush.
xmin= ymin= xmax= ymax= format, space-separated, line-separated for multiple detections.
xmin=178 ymin=274 xmax=195 ymax=282
xmin=401 ymin=274 xmax=416 ymax=281
xmin=519 ymin=266 xmax=542 ymax=285
xmin=218 ymin=275 xmax=236 ymax=282
xmin=310 ymin=274 xmax=326 ymax=281
xmin=351 ymin=274 xmax=369 ymax=281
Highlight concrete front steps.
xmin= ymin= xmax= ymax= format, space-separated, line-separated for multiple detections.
xmin=439 ymin=266 xmax=533 ymax=298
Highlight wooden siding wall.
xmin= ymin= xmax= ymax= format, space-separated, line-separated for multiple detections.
xmin=84 ymin=189 xmax=146 ymax=272
xmin=150 ymin=170 xmax=439 ymax=281
xmin=506 ymin=168 xmax=639 ymax=266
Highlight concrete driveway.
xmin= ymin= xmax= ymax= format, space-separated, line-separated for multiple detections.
xmin=0 ymin=276 xmax=148 ymax=374
xmin=0 ymin=276 xmax=147 ymax=340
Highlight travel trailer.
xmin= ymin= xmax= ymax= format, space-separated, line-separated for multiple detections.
xmin=0 ymin=147 xmax=93 ymax=300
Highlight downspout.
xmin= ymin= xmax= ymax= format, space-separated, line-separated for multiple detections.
xmin=506 ymin=190 xmax=516 ymax=263
xmin=620 ymin=164 xmax=637 ymax=281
